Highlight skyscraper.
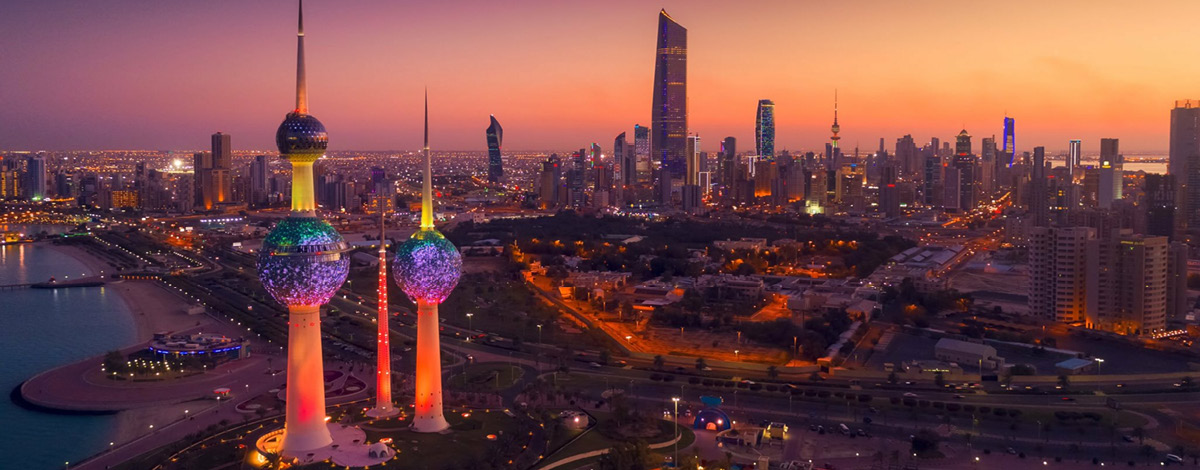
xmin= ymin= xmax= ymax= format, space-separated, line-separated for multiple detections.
xmin=25 ymin=154 xmax=46 ymax=200
xmin=211 ymin=132 xmax=232 ymax=205
xmin=1031 ymin=146 xmax=1049 ymax=227
xmin=393 ymin=92 xmax=462 ymax=433
xmin=682 ymin=134 xmax=701 ymax=211
xmin=1145 ymin=174 xmax=1176 ymax=239
xmin=1002 ymin=116 xmax=1016 ymax=167
xmin=953 ymin=129 xmax=976 ymax=210
xmin=755 ymin=100 xmax=775 ymax=160
xmin=1170 ymin=100 xmax=1200 ymax=233
xmin=485 ymin=115 xmax=503 ymax=183
xmin=193 ymin=151 xmax=213 ymax=210
xmin=249 ymin=154 xmax=269 ymax=207
xmin=634 ymin=124 xmax=651 ymax=183
xmin=1068 ymin=139 xmax=1081 ymax=173
xmin=719 ymin=137 xmax=736 ymax=198
xmin=256 ymin=0 xmax=350 ymax=456
xmin=1098 ymin=138 xmax=1121 ymax=209
xmin=651 ymin=9 xmax=687 ymax=203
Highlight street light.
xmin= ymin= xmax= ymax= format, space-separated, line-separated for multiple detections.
xmin=672 ymin=397 xmax=681 ymax=467
xmin=1096 ymin=357 xmax=1104 ymax=374
xmin=537 ymin=324 xmax=543 ymax=344
xmin=466 ymin=313 xmax=474 ymax=331
xmin=734 ymin=350 xmax=740 ymax=362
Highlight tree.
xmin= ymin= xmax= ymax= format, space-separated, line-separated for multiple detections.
xmin=887 ymin=371 xmax=899 ymax=385
xmin=766 ymin=365 xmax=779 ymax=380
xmin=654 ymin=355 xmax=665 ymax=371
xmin=1057 ymin=374 xmax=1070 ymax=389
xmin=695 ymin=357 xmax=707 ymax=371
xmin=597 ymin=440 xmax=655 ymax=470
xmin=934 ymin=372 xmax=945 ymax=388
xmin=910 ymin=429 xmax=940 ymax=457
xmin=599 ymin=350 xmax=611 ymax=365
xmin=1133 ymin=426 xmax=1145 ymax=445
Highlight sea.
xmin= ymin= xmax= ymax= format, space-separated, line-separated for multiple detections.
xmin=0 ymin=225 xmax=136 ymax=469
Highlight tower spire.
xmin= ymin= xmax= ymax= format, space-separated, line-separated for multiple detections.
xmin=420 ymin=89 xmax=433 ymax=230
xmin=830 ymin=89 xmax=841 ymax=148
xmin=295 ymin=0 xmax=308 ymax=114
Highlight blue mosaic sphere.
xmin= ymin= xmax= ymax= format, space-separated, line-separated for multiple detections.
xmin=257 ymin=216 xmax=349 ymax=307
xmin=275 ymin=112 xmax=328 ymax=159
xmin=392 ymin=229 xmax=461 ymax=304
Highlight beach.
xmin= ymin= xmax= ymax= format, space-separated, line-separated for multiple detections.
xmin=41 ymin=241 xmax=216 ymax=447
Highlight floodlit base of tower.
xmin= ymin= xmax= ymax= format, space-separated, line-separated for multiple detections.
xmin=366 ymin=405 xmax=400 ymax=418
xmin=411 ymin=300 xmax=450 ymax=433
xmin=259 ymin=422 xmax=394 ymax=466
xmin=281 ymin=304 xmax=333 ymax=454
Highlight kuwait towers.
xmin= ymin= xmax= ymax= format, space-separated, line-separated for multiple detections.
xmin=393 ymin=92 xmax=462 ymax=433
xmin=257 ymin=0 xmax=349 ymax=454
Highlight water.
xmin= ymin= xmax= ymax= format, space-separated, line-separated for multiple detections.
xmin=0 ymin=237 xmax=136 ymax=468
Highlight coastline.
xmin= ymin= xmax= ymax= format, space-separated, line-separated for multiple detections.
xmin=43 ymin=242 xmax=204 ymax=341
xmin=39 ymin=242 xmax=213 ymax=446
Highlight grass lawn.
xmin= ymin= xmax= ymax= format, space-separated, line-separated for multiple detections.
xmin=359 ymin=409 xmax=523 ymax=469
xmin=534 ymin=411 xmax=695 ymax=470
xmin=448 ymin=363 xmax=525 ymax=391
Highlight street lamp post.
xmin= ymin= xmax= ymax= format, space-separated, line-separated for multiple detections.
xmin=537 ymin=324 xmax=543 ymax=344
xmin=734 ymin=349 xmax=740 ymax=362
xmin=466 ymin=312 xmax=473 ymax=331
xmin=672 ymin=396 xmax=680 ymax=467
xmin=1096 ymin=358 xmax=1104 ymax=375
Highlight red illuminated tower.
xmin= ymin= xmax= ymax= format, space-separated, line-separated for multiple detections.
xmin=367 ymin=204 xmax=398 ymax=418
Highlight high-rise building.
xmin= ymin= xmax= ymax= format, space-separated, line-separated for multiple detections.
xmin=1145 ymin=174 xmax=1176 ymax=239
xmin=755 ymin=100 xmax=775 ymax=160
xmin=1030 ymin=146 xmax=1049 ymax=227
xmin=539 ymin=155 xmax=561 ymax=208
xmin=895 ymin=134 xmax=918 ymax=178
xmin=250 ymin=155 xmax=270 ymax=207
xmin=682 ymin=134 xmax=701 ymax=211
xmin=1086 ymin=232 xmax=1168 ymax=336
xmin=193 ymin=151 xmax=213 ymax=210
xmin=211 ymin=132 xmax=232 ymax=205
xmin=256 ymin=1 xmax=351 ymax=457
xmin=1167 ymin=242 xmax=1190 ymax=322
xmin=651 ymin=9 xmax=687 ymax=203
xmin=634 ymin=124 xmax=651 ymax=183
xmin=829 ymin=91 xmax=842 ymax=166
xmin=980 ymin=137 xmax=996 ymax=196
xmin=1028 ymin=226 xmax=1094 ymax=324
xmin=25 ymin=155 xmax=46 ymax=200
xmin=1068 ymin=139 xmax=1081 ymax=175
xmin=1098 ymin=138 xmax=1122 ymax=209
xmin=1002 ymin=116 xmax=1016 ymax=167
xmin=1170 ymin=100 xmax=1200 ymax=233
xmin=879 ymin=164 xmax=900 ymax=218
xmin=615 ymin=132 xmax=634 ymax=188
xmin=719 ymin=137 xmax=736 ymax=198
xmin=953 ymin=130 xmax=976 ymax=210
xmin=485 ymin=115 xmax=503 ymax=183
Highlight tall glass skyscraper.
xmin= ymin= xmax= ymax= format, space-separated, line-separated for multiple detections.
xmin=1002 ymin=116 xmax=1016 ymax=167
xmin=486 ymin=115 xmax=503 ymax=183
xmin=1170 ymin=100 xmax=1200 ymax=233
xmin=756 ymin=99 xmax=775 ymax=160
xmin=651 ymin=9 xmax=686 ymax=203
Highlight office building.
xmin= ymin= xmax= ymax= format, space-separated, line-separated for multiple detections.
xmin=211 ymin=132 xmax=232 ymax=205
xmin=485 ymin=115 xmax=503 ymax=183
xmin=755 ymin=100 xmax=775 ymax=160
xmin=1098 ymin=138 xmax=1122 ymax=209
xmin=1170 ymin=100 xmax=1200 ymax=233
xmin=651 ymin=9 xmax=687 ymax=203
xmin=250 ymin=155 xmax=270 ymax=207
xmin=1002 ymin=116 xmax=1016 ymax=167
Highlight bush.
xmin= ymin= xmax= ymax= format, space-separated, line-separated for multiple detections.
xmin=749 ymin=383 xmax=762 ymax=391
xmin=764 ymin=384 xmax=778 ymax=392
xmin=933 ymin=401 xmax=945 ymax=409
xmin=663 ymin=375 xmax=675 ymax=382
xmin=978 ymin=406 xmax=991 ymax=414
xmin=688 ymin=377 xmax=701 ymax=385
xmin=890 ymin=397 xmax=901 ymax=405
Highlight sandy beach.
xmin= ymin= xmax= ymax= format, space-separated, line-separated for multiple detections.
xmin=42 ymin=242 xmax=217 ymax=445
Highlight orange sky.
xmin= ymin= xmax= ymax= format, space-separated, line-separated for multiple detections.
xmin=1 ymin=0 xmax=1197 ymax=153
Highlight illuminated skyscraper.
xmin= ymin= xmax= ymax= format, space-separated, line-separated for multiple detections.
xmin=256 ymin=0 xmax=350 ymax=454
xmin=755 ymin=99 xmax=775 ymax=160
xmin=212 ymin=132 xmax=232 ymax=205
xmin=651 ymin=9 xmax=687 ymax=203
xmin=1098 ymin=138 xmax=1122 ymax=209
xmin=1002 ymin=116 xmax=1016 ymax=167
xmin=485 ymin=115 xmax=503 ymax=183
xmin=719 ymin=136 xmax=736 ymax=197
xmin=393 ymin=92 xmax=462 ymax=433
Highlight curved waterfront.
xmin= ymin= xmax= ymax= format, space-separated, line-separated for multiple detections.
xmin=0 ymin=238 xmax=137 ymax=468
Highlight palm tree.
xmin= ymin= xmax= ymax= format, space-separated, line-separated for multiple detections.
xmin=654 ymin=355 xmax=665 ymax=371
xmin=767 ymin=365 xmax=779 ymax=380
xmin=695 ymin=357 xmax=707 ymax=371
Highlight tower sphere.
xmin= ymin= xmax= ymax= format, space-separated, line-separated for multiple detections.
xmin=258 ymin=216 xmax=350 ymax=307
xmin=392 ymin=229 xmax=461 ymax=304
xmin=276 ymin=112 xmax=328 ymax=162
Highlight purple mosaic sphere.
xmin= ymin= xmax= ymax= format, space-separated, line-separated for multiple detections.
xmin=256 ymin=216 xmax=349 ymax=307
xmin=392 ymin=229 xmax=461 ymax=304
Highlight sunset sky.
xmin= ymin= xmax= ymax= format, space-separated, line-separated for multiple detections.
xmin=2 ymin=0 xmax=1198 ymax=154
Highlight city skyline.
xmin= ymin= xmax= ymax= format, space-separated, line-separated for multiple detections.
xmin=3 ymin=1 xmax=1200 ymax=153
